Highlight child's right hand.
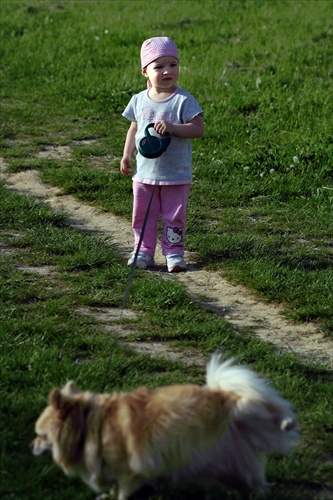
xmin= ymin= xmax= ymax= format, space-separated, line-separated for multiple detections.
xmin=120 ymin=155 xmax=132 ymax=176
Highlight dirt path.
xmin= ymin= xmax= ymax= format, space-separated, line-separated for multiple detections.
xmin=1 ymin=156 xmax=332 ymax=369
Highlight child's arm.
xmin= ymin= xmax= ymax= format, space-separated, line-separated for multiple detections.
xmin=120 ymin=122 xmax=138 ymax=175
xmin=153 ymin=115 xmax=204 ymax=139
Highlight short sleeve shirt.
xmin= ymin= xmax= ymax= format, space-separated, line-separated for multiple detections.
xmin=122 ymin=87 xmax=203 ymax=185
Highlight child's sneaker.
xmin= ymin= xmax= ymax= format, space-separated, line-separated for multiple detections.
xmin=127 ymin=251 xmax=154 ymax=269
xmin=166 ymin=254 xmax=187 ymax=273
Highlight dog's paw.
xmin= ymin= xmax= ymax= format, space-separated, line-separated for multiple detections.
xmin=95 ymin=494 xmax=110 ymax=500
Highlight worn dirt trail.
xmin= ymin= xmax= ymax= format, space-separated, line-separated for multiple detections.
xmin=1 ymin=155 xmax=332 ymax=369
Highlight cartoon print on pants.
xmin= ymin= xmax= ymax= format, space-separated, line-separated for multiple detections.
xmin=166 ymin=226 xmax=183 ymax=244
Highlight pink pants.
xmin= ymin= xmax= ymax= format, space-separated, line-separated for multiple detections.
xmin=132 ymin=181 xmax=190 ymax=257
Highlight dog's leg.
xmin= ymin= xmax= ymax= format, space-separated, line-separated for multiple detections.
xmin=116 ymin=474 xmax=144 ymax=500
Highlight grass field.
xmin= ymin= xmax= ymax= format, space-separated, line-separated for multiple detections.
xmin=1 ymin=0 xmax=333 ymax=499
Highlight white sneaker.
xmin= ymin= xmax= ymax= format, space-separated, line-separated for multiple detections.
xmin=166 ymin=254 xmax=187 ymax=273
xmin=127 ymin=251 xmax=154 ymax=269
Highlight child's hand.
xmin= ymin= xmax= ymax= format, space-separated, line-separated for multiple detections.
xmin=154 ymin=115 xmax=204 ymax=139
xmin=154 ymin=120 xmax=173 ymax=136
xmin=120 ymin=155 xmax=132 ymax=176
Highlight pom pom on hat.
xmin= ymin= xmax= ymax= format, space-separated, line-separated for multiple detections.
xmin=140 ymin=37 xmax=179 ymax=69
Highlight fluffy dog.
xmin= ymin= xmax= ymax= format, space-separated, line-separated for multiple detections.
xmin=30 ymin=355 xmax=299 ymax=499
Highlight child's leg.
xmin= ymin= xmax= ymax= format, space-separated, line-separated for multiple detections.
xmin=132 ymin=181 xmax=160 ymax=257
xmin=160 ymin=184 xmax=190 ymax=256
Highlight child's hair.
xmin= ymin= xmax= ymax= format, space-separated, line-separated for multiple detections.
xmin=140 ymin=37 xmax=179 ymax=69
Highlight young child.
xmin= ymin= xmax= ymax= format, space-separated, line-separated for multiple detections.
xmin=120 ymin=36 xmax=204 ymax=272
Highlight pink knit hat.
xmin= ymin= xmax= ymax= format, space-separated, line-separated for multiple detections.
xmin=140 ymin=37 xmax=179 ymax=69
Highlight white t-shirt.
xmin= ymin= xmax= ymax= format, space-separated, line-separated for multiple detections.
xmin=122 ymin=87 xmax=203 ymax=185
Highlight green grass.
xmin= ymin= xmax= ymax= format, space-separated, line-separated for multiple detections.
xmin=1 ymin=0 xmax=333 ymax=498
xmin=1 ymin=185 xmax=332 ymax=500
xmin=1 ymin=0 xmax=332 ymax=333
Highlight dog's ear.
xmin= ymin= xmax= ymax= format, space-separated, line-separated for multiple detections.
xmin=49 ymin=388 xmax=73 ymax=415
xmin=48 ymin=388 xmax=87 ymax=466
xmin=61 ymin=381 xmax=79 ymax=395
xmin=49 ymin=388 xmax=62 ymax=408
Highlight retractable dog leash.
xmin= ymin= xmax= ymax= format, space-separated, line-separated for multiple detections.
xmin=101 ymin=123 xmax=170 ymax=391
xmin=124 ymin=122 xmax=171 ymax=305
xmin=123 ymin=122 xmax=171 ymax=305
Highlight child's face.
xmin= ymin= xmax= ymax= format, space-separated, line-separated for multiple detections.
xmin=142 ymin=56 xmax=179 ymax=91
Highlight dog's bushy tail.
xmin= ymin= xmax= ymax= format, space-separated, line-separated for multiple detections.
xmin=206 ymin=355 xmax=271 ymax=402
xmin=206 ymin=354 xmax=300 ymax=453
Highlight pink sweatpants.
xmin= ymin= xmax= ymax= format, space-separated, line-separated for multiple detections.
xmin=132 ymin=181 xmax=190 ymax=257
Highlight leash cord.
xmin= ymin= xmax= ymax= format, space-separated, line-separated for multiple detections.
xmin=100 ymin=184 xmax=156 ymax=392
xmin=122 ymin=184 xmax=156 ymax=308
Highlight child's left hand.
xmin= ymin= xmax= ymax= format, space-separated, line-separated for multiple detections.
xmin=154 ymin=121 xmax=173 ymax=136
xmin=154 ymin=115 xmax=204 ymax=139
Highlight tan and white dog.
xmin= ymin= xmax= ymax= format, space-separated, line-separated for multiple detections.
xmin=31 ymin=355 xmax=299 ymax=499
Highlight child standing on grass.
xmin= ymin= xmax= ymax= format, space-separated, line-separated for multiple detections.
xmin=120 ymin=36 xmax=204 ymax=272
